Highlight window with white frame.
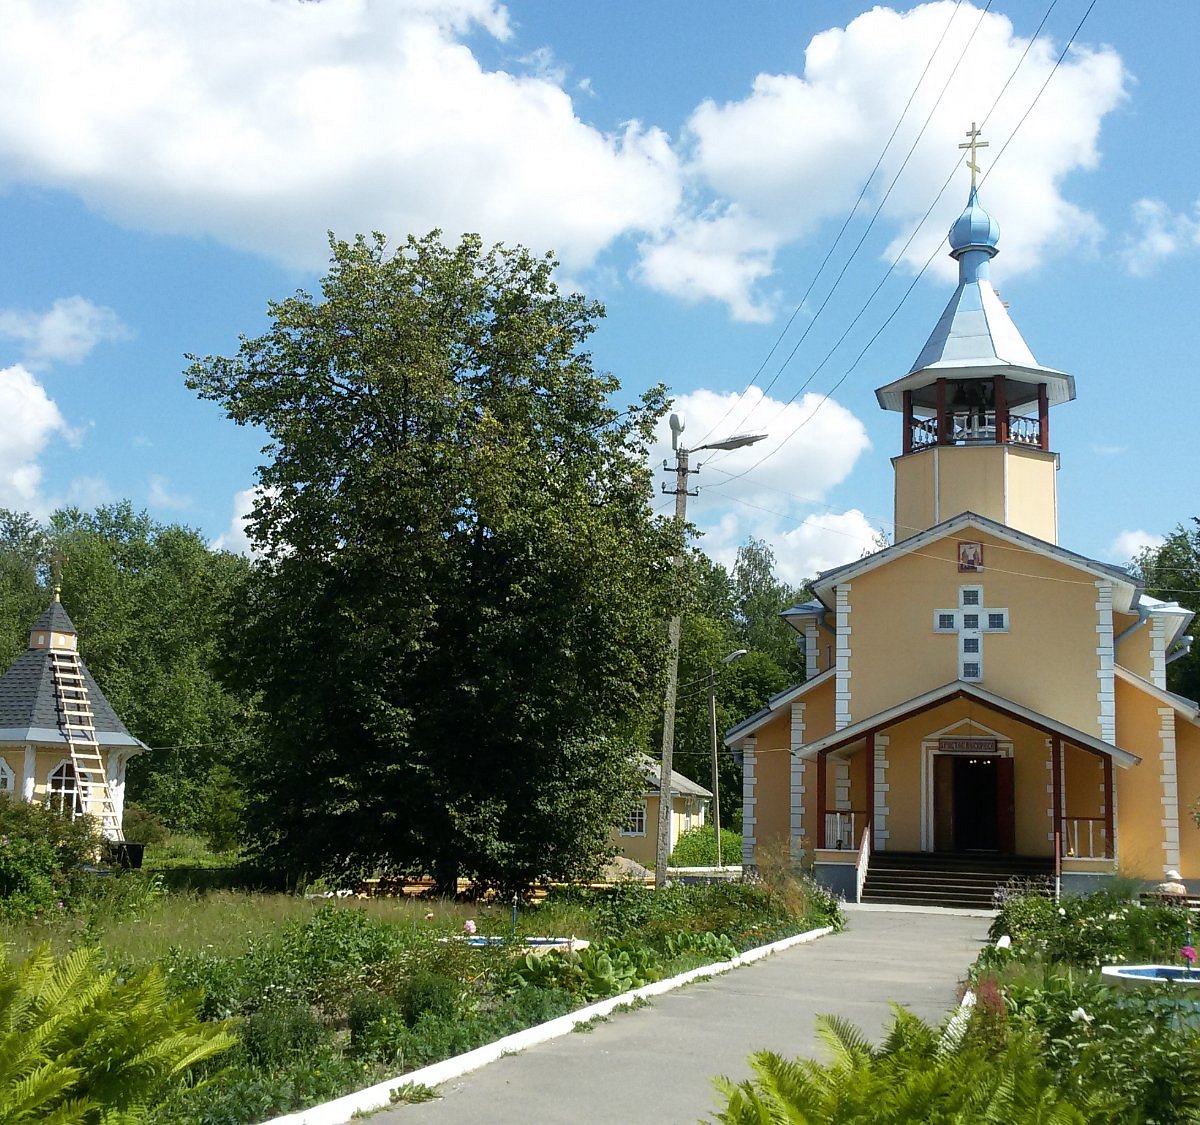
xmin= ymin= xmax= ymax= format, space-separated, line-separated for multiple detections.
xmin=621 ymin=802 xmax=647 ymax=836
xmin=0 ymin=757 xmax=13 ymax=793
xmin=48 ymin=762 xmax=87 ymax=817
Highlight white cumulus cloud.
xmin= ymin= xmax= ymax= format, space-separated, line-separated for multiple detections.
xmin=1121 ymin=198 xmax=1200 ymax=276
xmin=0 ymin=364 xmax=68 ymax=515
xmin=1106 ymin=528 xmax=1164 ymax=565
xmin=0 ymin=296 xmax=130 ymax=369
xmin=0 ymin=0 xmax=680 ymax=273
xmin=210 ymin=487 xmax=266 ymax=557
xmin=650 ymin=387 xmax=875 ymax=581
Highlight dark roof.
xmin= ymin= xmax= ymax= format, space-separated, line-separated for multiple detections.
xmin=31 ymin=600 xmax=77 ymax=635
xmin=0 ymin=603 xmax=141 ymax=749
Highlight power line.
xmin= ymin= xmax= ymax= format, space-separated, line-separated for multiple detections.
xmin=690 ymin=0 xmax=977 ymax=448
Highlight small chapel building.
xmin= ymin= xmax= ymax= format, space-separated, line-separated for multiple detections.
xmin=0 ymin=595 xmax=144 ymax=840
xmin=726 ymin=176 xmax=1198 ymax=901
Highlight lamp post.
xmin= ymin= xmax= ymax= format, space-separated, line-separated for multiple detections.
xmin=709 ymin=648 xmax=747 ymax=870
xmin=656 ymin=417 xmax=765 ymax=889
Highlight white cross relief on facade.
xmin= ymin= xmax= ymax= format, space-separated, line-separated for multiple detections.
xmin=932 ymin=585 xmax=1009 ymax=681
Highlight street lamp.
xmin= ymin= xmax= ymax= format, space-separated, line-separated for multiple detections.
xmin=655 ymin=416 xmax=766 ymax=890
xmin=709 ymin=649 xmax=747 ymax=870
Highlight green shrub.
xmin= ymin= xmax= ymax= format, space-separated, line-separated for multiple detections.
xmin=985 ymin=889 xmax=1187 ymax=970
xmin=669 ymin=824 xmax=743 ymax=867
xmin=122 ymin=803 xmax=170 ymax=845
xmin=1005 ymin=969 xmax=1200 ymax=1123
xmin=0 ymin=793 xmax=102 ymax=918
xmin=241 ymin=1003 xmax=330 ymax=1066
xmin=397 ymin=971 xmax=461 ymax=1027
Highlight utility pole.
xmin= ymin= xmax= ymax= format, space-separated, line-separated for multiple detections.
xmin=656 ymin=417 xmax=765 ymax=889
xmin=709 ymin=648 xmax=747 ymax=870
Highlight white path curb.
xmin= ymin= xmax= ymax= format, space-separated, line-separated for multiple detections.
xmin=260 ymin=925 xmax=834 ymax=1124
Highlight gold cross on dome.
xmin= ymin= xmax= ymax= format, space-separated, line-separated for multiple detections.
xmin=958 ymin=122 xmax=989 ymax=188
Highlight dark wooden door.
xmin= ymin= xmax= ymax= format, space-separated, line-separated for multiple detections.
xmin=996 ymin=756 xmax=1015 ymax=854
xmin=934 ymin=754 xmax=954 ymax=851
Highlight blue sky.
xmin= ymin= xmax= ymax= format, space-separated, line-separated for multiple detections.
xmin=0 ymin=0 xmax=1195 ymax=582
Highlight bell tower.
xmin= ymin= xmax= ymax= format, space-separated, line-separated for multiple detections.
xmin=876 ymin=130 xmax=1075 ymax=543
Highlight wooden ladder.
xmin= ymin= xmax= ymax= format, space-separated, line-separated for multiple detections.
xmin=49 ymin=651 xmax=122 ymax=840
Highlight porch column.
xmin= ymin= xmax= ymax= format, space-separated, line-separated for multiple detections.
xmin=817 ymin=748 xmax=828 ymax=849
xmin=1103 ymin=754 xmax=1114 ymax=860
xmin=1038 ymin=383 xmax=1050 ymax=451
xmin=864 ymin=732 xmax=876 ymax=850
xmin=21 ymin=744 xmax=35 ymax=802
xmin=1051 ymin=735 xmax=1063 ymax=859
xmin=993 ymin=374 xmax=1008 ymax=444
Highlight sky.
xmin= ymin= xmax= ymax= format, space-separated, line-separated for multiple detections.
xmin=0 ymin=0 xmax=1196 ymax=584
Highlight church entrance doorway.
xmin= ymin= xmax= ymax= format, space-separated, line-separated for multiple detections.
xmin=933 ymin=754 xmax=1015 ymax=853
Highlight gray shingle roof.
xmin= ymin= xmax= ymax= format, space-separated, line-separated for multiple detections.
xmin=31 ymin=601 xmax=78 ymax=635
xmin=0 ymin=604 xmax=141 ymax=748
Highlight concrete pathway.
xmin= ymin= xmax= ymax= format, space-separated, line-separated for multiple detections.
xmin=374 ymin=906 xmax=992 ymax=1124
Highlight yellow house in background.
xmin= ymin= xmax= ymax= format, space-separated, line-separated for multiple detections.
xmin=0 ymin=595 xmax=144 ymax=841
xmin=727 ymin=181 xmax=1198 ymax=904
xmin=612 ymin=756 xmax=711 ymax=869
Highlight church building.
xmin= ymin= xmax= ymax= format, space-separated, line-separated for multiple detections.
xmin=0 ymin=594 xmax=143 ymax=840
xmin=726 ymin=166 xmax=1198 ymax=902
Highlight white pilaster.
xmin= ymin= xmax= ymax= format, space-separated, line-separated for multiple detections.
xmin=1158 ymin=707 xmax=1180 ymax=874
xmin=789 ymin=702 xmax=806 ymax=861
xmin=741 ymin=737 xmax=757 ymax=869
xmin=835 ymin=583 xmax=852 ymax=730
xmin=873 ymin=734 xmax=890 ymax=849
xmin=21 ymin=744 xmax=35 ymax=802
xmin=1095 ymin=581 xmax=1116 ymax=744
xmin=804 ymin=622 xmax=819 ymax=680
xmin=1150 ymin=614 xmax=1168 ymax=689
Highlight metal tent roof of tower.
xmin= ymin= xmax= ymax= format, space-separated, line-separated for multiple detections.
xmin=0 ymin=602 xmax=146 ymax=749
xmin=876 ymin=186 xmax=1076 ymax=413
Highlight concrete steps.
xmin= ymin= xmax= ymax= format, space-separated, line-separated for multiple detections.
xmin=861 ymin=852 xmax=1054 ymax=909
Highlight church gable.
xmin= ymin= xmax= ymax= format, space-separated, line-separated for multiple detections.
xmin=823 ymin=518 xmax=1126 ymax=739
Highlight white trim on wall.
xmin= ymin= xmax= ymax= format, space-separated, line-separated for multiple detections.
xmin=835 ymin=584 xmax=852 ymax=730
xmin=1158 ymin=707 xmax=1180 ymax=875
xmin=873 ymin=735 xmax=890 ymax=850
xmin=789 ymin=703 xmax=806 ymax=862
xmin=741 ymin=737 xmax=757 ymax=869
xmin=1095 ymin=580 xmax=1116 ymax=744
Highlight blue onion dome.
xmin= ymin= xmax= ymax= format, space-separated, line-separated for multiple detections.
xmin=948 ymin=186 xmax=1000 ymax=259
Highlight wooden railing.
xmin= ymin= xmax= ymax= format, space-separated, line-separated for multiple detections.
xmin=1061 ymin=816 xmax=1110 ymax=860
xmin=824 ymin=809 xmax=868 ymax=851
xmin=854 ymin=825 xmax=872 ymax=903
xmin=908 ymin=411 xmax=1042 ymax=450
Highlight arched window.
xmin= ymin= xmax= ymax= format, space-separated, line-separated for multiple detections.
xmin=48 ymin=762 xmax=87 ymax=817
xmin=0 ymin=757 xmax=13 ymax=794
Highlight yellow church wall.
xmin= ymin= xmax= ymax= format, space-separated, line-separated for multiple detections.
xmin=933 ymin=445 xmax=1008 ymax=526
xmin=749 ymin=711 xmax=792 ymax=852
xmin=1113 ymin=677 xmax=1172 ymax=878
xmin=1176 ymin=718 xmax=1200 ymax=878
xmin=845 ymin=529 xmax=1103 ymax=736
xmin=892 ymin=450 xmax=936 ymax=542
xmin=891 ymin=445 xmax=1058 ymax=542
xmin=1003 ymin=446 xmax=1058 ymax=543
xmin=1113 ymin=611 xmax=1155 ymax=682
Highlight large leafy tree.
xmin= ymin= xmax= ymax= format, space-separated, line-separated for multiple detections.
xmin=186 ymin=231 xmax=676 ymax=891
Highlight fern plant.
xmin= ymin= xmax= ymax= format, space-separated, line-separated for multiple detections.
xmin=0 ymin=943 xmax=236 ymax=1123
xmin=711 ymin=1006 xmax=1109 ymax=1124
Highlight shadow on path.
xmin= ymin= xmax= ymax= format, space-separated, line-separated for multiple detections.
xmin=375 ymin=907 xmax=991 ymax=1125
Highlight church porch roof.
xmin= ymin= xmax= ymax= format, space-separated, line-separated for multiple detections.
xmin=789 ymin=680 xmax=1141 ymax=768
